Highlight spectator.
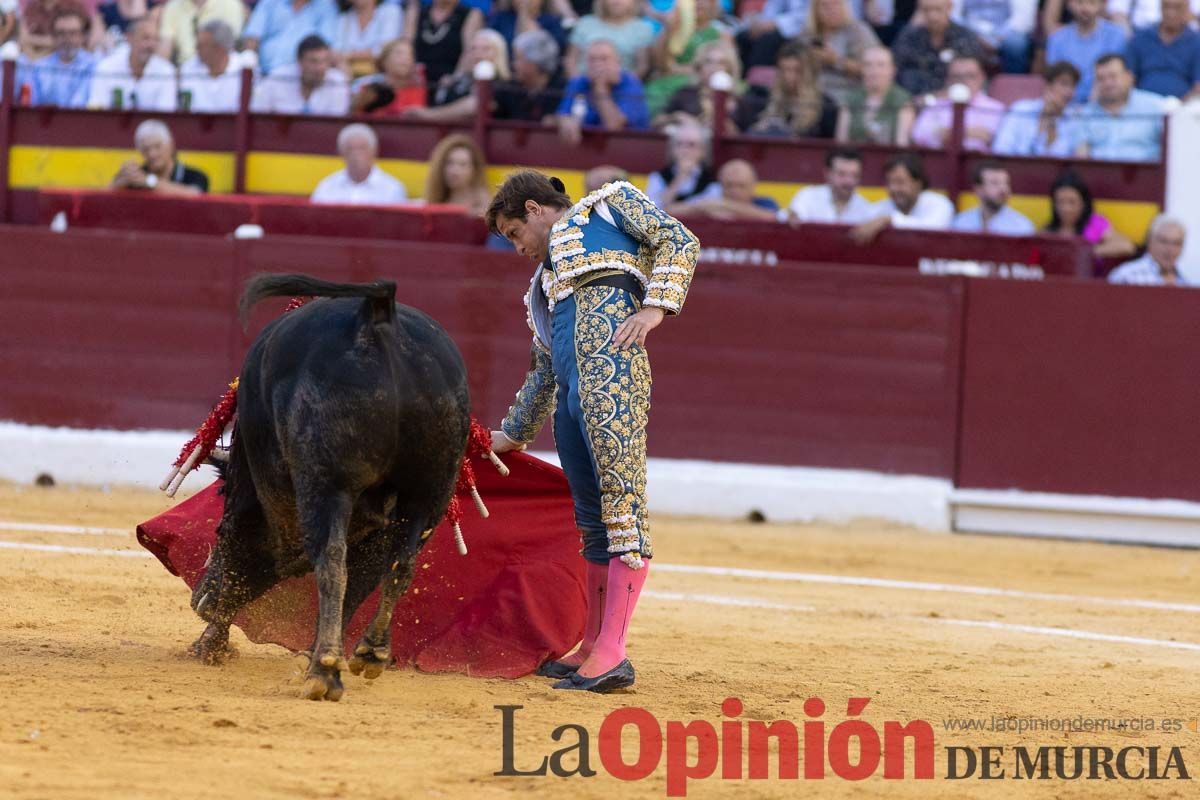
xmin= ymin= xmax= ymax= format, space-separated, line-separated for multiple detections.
xmin=1045 ymin=170 xmax=1136 ymax=259
xmin=487 ymin=0 xmax=567 ymax=53
xmin=1108 ymin=215 xmax=1189 ymax=285
xmin=584 ymin=163 xmax=629 ymax=192
xmin=737 ymin=0 xmax=808 ymax=69
xmin=1108 ymin=0 xmax=1200 ymax=33
xmin=644 ymin=117 xmax=717 ymax=207
xmin=493 ymin=27 xmax=565 ymax=121
xmin=555 ymin=38 xmax=651 ymax=144
xmin=952 ymin=161 xmax=1035 ymax=234
xmin=787 ymin=147 xmax=874 ymax=222
xmin=405 ymin=0 xmax=484 ymax=93
xmin=1075 ymin=53 xmax=1166 ymax=162
xmin=422 ymin=133 xmax=492 ymax=216
xmin=22 ymin=7 xmax=96 ymax=108
xmin=565 ymin=0 xmax=655 ymax=77
xmin=179 ymin=20 xmax=241 ymax=112
xmin=332 ymin=0 xmax=402 ymax=78
xmin=349 ymin=37 xmax=427 ymax=115
xmin=836 ymin=46 xmax=913 ymax=144
xmin=88 ymin=17 xmax=177 ymax=111
xmin=911 ymin=54 xmax=1006 ymax=151
xmin=311 ymin=123 xmax=407 ymax=204
xmin=17 ymin=0 xmax=99 ymax=60
xmin=952 ymin=0 xmax=1036 ymax=74
xmin=667 ymin=158 xmax=783 ymax=221
xmin=251 ymin=34 xmax=351 ymax=115
xmin=850 ymin=152 xmax=954 ymax=243
xmin=654 ymin=40 xmax=742 ymax=132
xmin=0 ymin=1 xmax=14 ymax=50
xmin=96 ymin=0 xmax=149 ymax=40
xmin=404 ymin=27 xmax=509 ymax=122
xmin=645 ymin=0 xmax=732 ymax=113
xmin=111 ymin=119 xmax=209 ymax=195
xmin=893 ymin=0 xmax=988 ymax=96
xmin=1039 ymin=0 xmax=1071 ymax=38
xmin=800 ymin=0 xmax=881 ymax=104
xmin=1125 ymin=0 xmax=1200 ymax=100
xmin=874 ymin=0 xmax=914 ymax=43
xmin=158 ymin=0 xmax=245 ymax=66
xmin=736 ymin=41 xmax=838 ymax=137
xmin=1045 ymin=0 xmax=1128 ymax=104
xmin=992 ymin=61 xmax=1080 ymax=156
xmin=242 ymin=0 xmax=339 ymax=76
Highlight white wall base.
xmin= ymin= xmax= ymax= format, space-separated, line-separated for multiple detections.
xmin=951 ymin=489 xmax=1200 ymax=548
xmin=6 ymin=422 xmax=1200 ymax=547
xmin=0 ymin=422 xmax=214 ymax=489
xmin=529 ymin=451 xmax=953 ymax=530
xmin=0 ymin=422 xmax=952 ymax=529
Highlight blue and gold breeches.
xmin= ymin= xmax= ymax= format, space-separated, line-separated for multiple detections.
xmin=550 ymin=284 xmax=652 ymax=569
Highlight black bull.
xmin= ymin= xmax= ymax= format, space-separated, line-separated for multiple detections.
xmin=190 ymin=273 xmax=470 ymax=701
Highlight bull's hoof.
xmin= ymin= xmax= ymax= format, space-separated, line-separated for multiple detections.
xmin=189 ymin=623 xmax=235 ymax=665
xmin=302 ymin=653 xmax=348 ymax=701
xmin=191 ymin=577 xmax=221 ymax=624
xmin=347 ymin=642 xmax=391 ymax=680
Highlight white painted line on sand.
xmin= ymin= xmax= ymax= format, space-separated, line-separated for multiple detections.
xmin=2 ymin=538 xmax=1196 ymax=653
xmin=0 ymin=541 xmax=151 ymax=558
xmin=643 ymin=590 xmax=814 ymax=613
xmin=653 ymin=563 xmax=1200 ymax=614
xmin=931 ymin=618 xmax=1200 ymax=652
xmin=0 ymin=520 xmax=130 ymax=536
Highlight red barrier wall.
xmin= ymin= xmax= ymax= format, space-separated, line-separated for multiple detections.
xmin=956 ymin=278 xmax=1200 ymax=501
xmin=0 ymin=227 xmax=963 ymax=477
xmin=5 ymin=226 xmax=1199 ymax=500
xmin=681 ymin=218 xmax=1092 ymax=278
xmin=33 ymin=189 xmax=1092 ymax=278
xmin=36 ymin=189 xmax=491 ymax=244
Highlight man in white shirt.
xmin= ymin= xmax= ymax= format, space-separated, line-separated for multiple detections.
xmin=1108 ymin=215 xmax=1189 ymax=285
xmin=179 ymin=20 xmax=242 ymax=113
xmin=952 ymin=161 xmax=1035 ymax=235
xmin=850 ymin=153 xmax=955 ymax=244
xmin=251 ymin=34 xmax=350 ymax=115
xmin=1108 ymin=0 xmax=1200 ymax=33
xmin=88 ymin=18 xmax=178 ymax=111
xmin=311 ymin=123 xmax=407 ymax=205
xmin=787 ymin=148 xmax=874 ymax=224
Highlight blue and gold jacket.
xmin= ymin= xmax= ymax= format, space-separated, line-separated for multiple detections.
xmin=501 ymin=181 xmax=700 ymax=444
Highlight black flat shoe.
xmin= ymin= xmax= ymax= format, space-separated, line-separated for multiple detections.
xmin=552 ymin=659 xmax=635 ymax=693
xmin=535 ymin=660 xmax=578 ymax=679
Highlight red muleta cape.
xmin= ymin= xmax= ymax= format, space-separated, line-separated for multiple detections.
xmin=136 ymin=452 xmax=586 ymax=679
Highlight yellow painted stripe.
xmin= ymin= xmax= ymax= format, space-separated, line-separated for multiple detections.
xmin=9 ymin=145 xmax=1159 ymax=241
xmin=10 ymin=145 xmax=236 ymax=192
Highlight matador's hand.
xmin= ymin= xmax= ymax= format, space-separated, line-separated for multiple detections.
xmin=614 ymin=307 xmax=665 ymax=349
xmin=491 ymin=430 xmax=527 ymax=454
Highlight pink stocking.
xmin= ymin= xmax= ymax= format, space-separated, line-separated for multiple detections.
xmin=575 ymin=558 xmax=648 ymax=678
xmin=559 ymin=561 xmax=608 ymax=667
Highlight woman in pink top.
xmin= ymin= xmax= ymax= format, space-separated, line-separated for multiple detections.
xmin=1045 ymin=171 xmax=1135 ymax=261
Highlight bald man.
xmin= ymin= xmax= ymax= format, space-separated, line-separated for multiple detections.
xmin=666 ymin=159 xmax=782 ymax=222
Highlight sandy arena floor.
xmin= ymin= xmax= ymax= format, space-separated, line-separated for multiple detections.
xmin=0 ymin=481 xmax=1197 ymax=799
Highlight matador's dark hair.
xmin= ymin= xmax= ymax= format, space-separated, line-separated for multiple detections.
xmin=485 ymin=170 xmax=572 ymax=233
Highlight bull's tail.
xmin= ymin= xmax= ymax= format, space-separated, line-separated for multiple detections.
xmin=239 ymin=273 xmax=396 ymax=326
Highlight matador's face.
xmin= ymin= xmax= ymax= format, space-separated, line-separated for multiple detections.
xmin=496 ymin=203 xmax=561 ymax=263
